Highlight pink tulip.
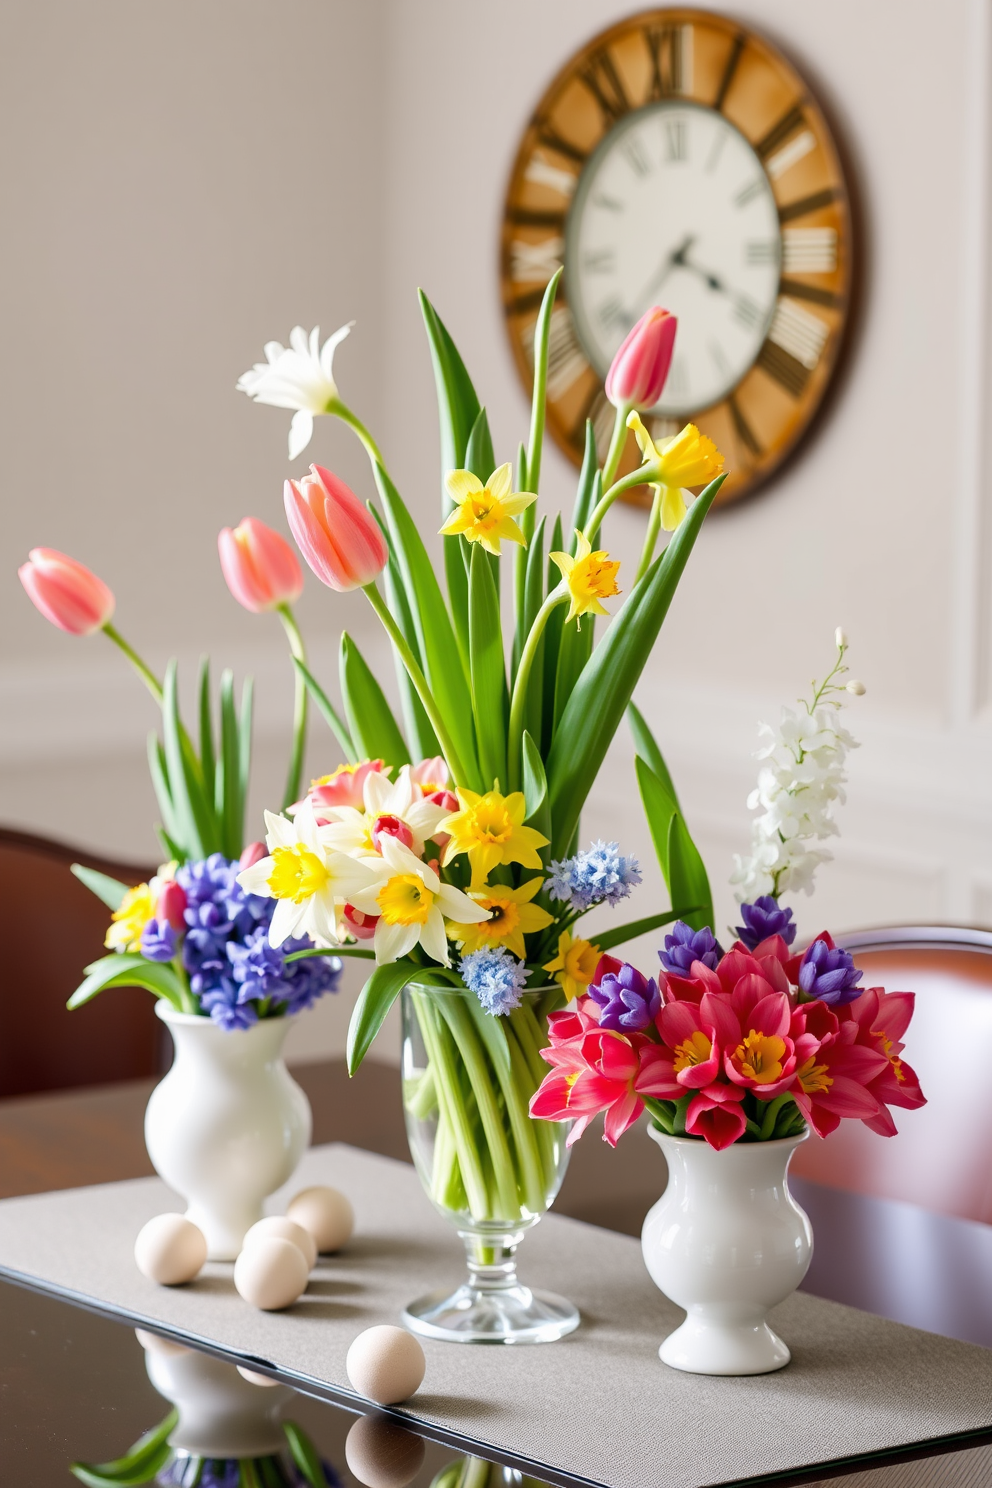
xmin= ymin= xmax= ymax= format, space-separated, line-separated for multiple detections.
xmin=409 ymin=756 xmax=449 ymax=798
xmin=604 ymin=307 xmax=677 ymax=410
xmin=304 ymin=760 xmax=386 ymax=821
xmin=218 ymin=517 xmax=303 ymax=613
xmin=239 ymin=841 xmax=267 ymax=870
xmin=284 ymin=464 xmax=388 ymax=592
xmin=156 ymin=879 xmax=188 ymax=930
xmin=18 ymin=548 xmax=115 ymax=636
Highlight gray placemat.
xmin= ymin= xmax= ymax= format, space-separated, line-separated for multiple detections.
xmin=0 ymin=1143 xmax=989 ymax=1488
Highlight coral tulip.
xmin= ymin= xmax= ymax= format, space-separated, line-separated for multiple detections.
xmin=605 ymin=306 xmax=677 ymax=410
xmin=218 ymin=517 xmax=302 ymax=613
xmin=284 ymin=465 xmax=388 ymax=592
xmin=18 ymin=548 xmax=115 ymax=636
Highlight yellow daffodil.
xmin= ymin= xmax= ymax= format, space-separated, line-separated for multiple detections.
xmin=439 ymin=463 xmax=537 ymax=555
xmin=549 ymin=531 xmax=621 ymax=624
xmin=439 ymin=788 xmax=548 ymax=887
xmin=106 ymin=881 xmax=156 ymax=952
xmin=543 ymin=930 xmax=601 ymax=1002
xmin=448 ymin=876 xmax=554 ymax=957
xmin=626 ymin=413 xmax=724 ymax=532
xmin=347 ymin=835 xmax=489 ymax=965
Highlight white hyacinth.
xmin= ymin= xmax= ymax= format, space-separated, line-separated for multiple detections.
xmin=237 ymin=323 xmax=352 ymax=459
xmin=731 ymin=635 xmax=865 ymax=902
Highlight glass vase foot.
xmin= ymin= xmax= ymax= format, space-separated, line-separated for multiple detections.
xmin=401 ymin=1280 xmax=580 ymax=1344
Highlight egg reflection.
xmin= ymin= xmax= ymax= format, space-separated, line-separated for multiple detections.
xmin=345 ymin=1413 xmax=427 ymax=1488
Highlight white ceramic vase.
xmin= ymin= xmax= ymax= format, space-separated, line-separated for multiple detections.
xmin=641 ymin=1127 xmax=812 ymax=1375
xmin=141 ymin=1336 xmax=293 ymax=1457
xmin=145 ymin=1004 xmax=311 ymax=1260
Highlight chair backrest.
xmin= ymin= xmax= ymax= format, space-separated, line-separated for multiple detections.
xmin=788 ymin=925 xmax=992 ymax=1224
xmin=0 ymin=827 xmax=163 ymax=1098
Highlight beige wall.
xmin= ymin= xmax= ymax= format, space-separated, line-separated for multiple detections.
xmin=3 ymin=1 xmax=991 ymax=1064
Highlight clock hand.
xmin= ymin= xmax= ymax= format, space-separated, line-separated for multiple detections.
xmin=679 ymin=245 xmax=725 ymax=293
xmin=624 ymin=234 xmax=696 ymax=322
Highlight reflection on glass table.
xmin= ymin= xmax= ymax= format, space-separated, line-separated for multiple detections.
xmin=2 ymin=1276 xmax=991 ymax=1488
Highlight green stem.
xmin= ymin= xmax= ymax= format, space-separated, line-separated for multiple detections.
xmin=276 ymin=604 xmax=308 ymax=811
xmin=362 ymin=582 xmax=472 ymax=788
xmin=329 ymin=397 xmax=384 ymax=468
xmin=437 ymin=997 xmax=520 ymax=1217
xmin=633 ymin=485 xmax=664 ymax=586
xmin=413 ymin=992 xmax=490 ymax=1220
xmin=586 ymin=461 xmax=657 ymax=543
xmin=525 ymin=269 xmax=563 ymax=496
xmin=600 ymin=400 xmax=632 ymax=491
xmin=506 ymin=586 xmax=567 ymax=790
xmin=759 ymin=1093 xmax=796 ymax=1140
xmin=102 ymin=623 xmax=163 ymax=704
xmin=171 ymin=954 xmax=197 ymax=1015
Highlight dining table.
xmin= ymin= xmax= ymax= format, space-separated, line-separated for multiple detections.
xmin=2 ymin=1057 xmax=991 ymax=1488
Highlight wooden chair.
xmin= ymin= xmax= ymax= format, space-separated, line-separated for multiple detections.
xmin=789 ymin=925 xmax=992 ymax=1224
xmin=0 ymin=827 xmax=163 ymax=1098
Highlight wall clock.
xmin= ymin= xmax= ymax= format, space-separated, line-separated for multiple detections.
xmin=500 ymin=9 xmax=852 ymax=508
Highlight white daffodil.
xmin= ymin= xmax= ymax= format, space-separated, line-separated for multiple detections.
xmin=236 ymin=323 xmax=353 ymax=459
xmin=237 ymin=800 xmax=379 ymax=948
xmin=321 ymin=764 xmax=449 ymax=861
xmin=348 ymin=835 xmax=489 ymax=966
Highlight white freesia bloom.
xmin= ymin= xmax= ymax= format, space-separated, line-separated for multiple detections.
xmin=237 ymin=800 xmax=379 ymax=948
xmin=732 ymin=680 xmax=861 ymax=903
xmin=236 ymin=323 xmax=352 ymax=459
xmin=347 ymin=835 xmax=489 ymax=967
xmin=321 ymin=765 xmax=449 ymax=860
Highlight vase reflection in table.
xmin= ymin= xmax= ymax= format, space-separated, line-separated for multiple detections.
xmin=400 ymin=982 xmax=577 ymax=1344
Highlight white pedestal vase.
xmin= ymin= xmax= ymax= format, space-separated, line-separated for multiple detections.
xmin=641 ymin=1128 xmax=812 ymax=1375
xmin=145 ymin=1004 xmax=311 ymax=1260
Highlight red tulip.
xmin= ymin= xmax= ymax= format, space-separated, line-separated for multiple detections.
xmin=218 ymin=517 xmax=303 ymax=613
xmin=18 ymin=548 xmax=115 ymax=635
xmin=156 ymin=879 xmax=188 ymax=930
xmin=605 ymin=306 xmax=677 ymax=410
xmin=284 ymin=464 xmax=388 ymax=592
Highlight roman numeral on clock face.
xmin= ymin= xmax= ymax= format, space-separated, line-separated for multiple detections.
xmin=523 ymin=151 xmax=578 ymax=198
xmin=581 ymin=48 xmax=630 ymax=124
xmin=782 ymin=228 xmax=837 ymax=272
xmin=510 ymin=237 xmax=563 ymax=283
xmin=665 ymin=117 xmax=687 ymax=162
xmin=643 ymin=23 xmax=694 ymax=99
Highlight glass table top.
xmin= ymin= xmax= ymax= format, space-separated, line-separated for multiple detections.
xmin=3 ymin=1275 xmax=990 ymax=1488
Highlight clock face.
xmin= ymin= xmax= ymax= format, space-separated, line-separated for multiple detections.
xmin=501 ymin=9 xmax=853 ymax=508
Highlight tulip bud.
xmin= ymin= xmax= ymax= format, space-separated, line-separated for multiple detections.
xmin=240 ymin=841 xmax=267 ymax=870
xmin=592 ymin=953 xmax=624 ymax=987
xmin=156 ymin=879 xmax=188 ymax=930
xmin=604 ymin=307 xmax=677 ymax=410
xmin=18 ymin=548 xmax=115 ymax=636
xmin=218 ymin=518 xmax=303 ymax=613
xmin=371 ymin=814 xmax=413 ymax=852
xmin=344 ymin=904 xmax=378 ymax=940
xmin=835 ymin=627 xmax=848 ymax=648
xmin=846 ymin=680 xmax=866 ymax=695
xmin=284 ymin=465 xmax=388 ymax=592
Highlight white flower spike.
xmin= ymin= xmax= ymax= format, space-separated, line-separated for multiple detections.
xmin=237 ymin=324 xmax=353 ymax=459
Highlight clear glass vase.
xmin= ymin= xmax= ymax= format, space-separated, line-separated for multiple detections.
xmin=400 ymin=981 xmax=579 ymax=1344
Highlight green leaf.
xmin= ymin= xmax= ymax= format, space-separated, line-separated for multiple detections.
xmin=460 ymin=989 xmax=513 ymax=1082
xmin=348 ymin=962 xmax=425 ymax=1074
xmin=147 ymin=734 xmax=180 ymax=847
xmin=628 ymin=701 xmax=681 ymax=809
xmin=668 ymin=811 xmax=713 ymax=932
xmin=162 ymin=660 xmax=211 ymax=859
xmin=520 ymin=515 xmax=547 ymax=750
xmin=468 ymin=543 xmax=508 ymax=791
xmin=521 ymin=731 xmax=551 ymax=855
xmin=282 ymin=1422 xmax=325 ymax=1488
xmin=594 ymin=907 xmax=695 ymax=953
xmin=635 ymin=754 xmax=677 ymax=885
xmin=70 ymin=1450 xmax=171 ymax=1488
xmin=69 ymin=954 xmax=184 ymax=1011
xmin=294 ymin=657 xmax=356 ymax=763
xmin=70 ymin=864 xmax=130 ymax=910
xmin=542 ymin=512 xmax=565 ymax=753
xmin=373 ymin=462 xmax=481 ymax=790
xmin=571 ymin=420 xmax=600 ymax=539
xmin=465 ymin=405 xmax=496 ymax=483
xmin=418 ymin=289 xmax=481 ymax=490
xmin=525 ymin=266 xmax=562 ymax=497
xmin=197 ymin=655 xmax=215 ymax=808
xmin=339 ymin=632 xmax=410 ymax=768
xmin=70 ymin=1410 xmax=178 ymax=1486
xmin=238 ymin=674 xmax=253 ymax=851
xmin=379 ymin=543 xmax=440 ymax=760
xmin=217 ymin=669 xmax=241 ymax=859
xmin=546 ymin=474 xmax=725 ymax=849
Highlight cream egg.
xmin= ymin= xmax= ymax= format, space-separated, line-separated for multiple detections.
xmin=287 ymin=1185 xmax=354 ymax=1253
xmin=134 ymin=1213 xmax=207 ymax=1286
xmin=345 ymin=1326 xmax=426 ymax=1405
xmin=134 ymin=1328 xmax=193 ymax=1358
xmin=234 ymin=1235 xmax=309 ymax=1310
xmin=345 ymin=1413 xmax=426 ymax=1488
xmin=243 ymin=1215 xmax=317 ymax=1270
xmin=237 ymin=1365 xmax=282 ymax=1387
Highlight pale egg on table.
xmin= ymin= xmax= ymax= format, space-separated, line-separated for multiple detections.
xmin=243 ymin=1215 xmax=317 ymax=1269
xmin=288 ymin=1185 xmax=354 ymax=1253
xmin=234 ymin=1235 xmax=309 ymax=1310
xmin=134 ymin=1214 xmax=207 ymax=1286
xmin=346 ymin=1325 xmax=426 ymax=1405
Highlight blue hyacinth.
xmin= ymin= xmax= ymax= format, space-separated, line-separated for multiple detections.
xmin=547 ymin=840 xmax=641 ymax=913
xmin=460 ymin=947 xmax=530 ymax=1016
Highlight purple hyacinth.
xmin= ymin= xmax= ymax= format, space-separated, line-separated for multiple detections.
xmin=659 ymin=921 xmax=723 ymax=977
xmin=736 ymin=895 xmax=798 ymax=951
xmin=798 ymin=937 xmax=864 ymax=1006
xmin=588 ymin=962 xmax=660 ymax=1032
xmin=139 ymin=918 xmax=177 ymax=963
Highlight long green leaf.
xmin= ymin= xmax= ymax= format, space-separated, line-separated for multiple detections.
xmin=69 ymin=954 xmax=184 ymax=1011
xmin=465 ymin=405 xmax=496 ymax=483
xmin=70 ymin=864 xmax=130 ymax=910
xmin=628 ymin=701 xmax=681 ymax=808
xmin=546 ymin=474 xmax=725 ymax=848
xmin=217 ymin=669 xmax=240 ymax=858
xmin=380 ymin=547 xmax=439 ymax=760
xmin=294 ymin=657 xmax=355 ymax=763
xmin=594 ymin=908 xmax=696 ymax=952
xmin=635 ymin=754 xmax=677 ymax=885
xmin=520 ymin=515 xmax=547 ymax=750
xmin=525 ymin=266 xmax=562 ymax=497
xmin=373 ymin=463 xmax=481 ymax=789
xmin=468 ymin=543 xmax=507 ymax=791
xmin=668 ymin=812 xmax=713 ymax=932
xmin=347 ymin=962 xmax=425 ymax=1074
xmin=71 ymin=1410 xmax=178 ymax=1486
xmin=542 ymin=512 xmax=565 ymax=753
xmin=147 ymin=734 xmax=180 ymax=846
xmin=571 ymin=420 xmax=600 ymax=540
xmin=521 ymin=731 xmax=551 ymax=854
xmin=339 ymin=633 xmax=410 ymax=768
xmin=197 ymin=655 xmax=215 ymax=808
xmin=162 ymin=660 xmax=210 ymax=859
xmin=283 ymin=1422 xmax=325 ymax=1488
xmin=238 ymin=674 xmax=253 ymax=852
xmin=419 ymin=289 xmax=481 ymax=492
